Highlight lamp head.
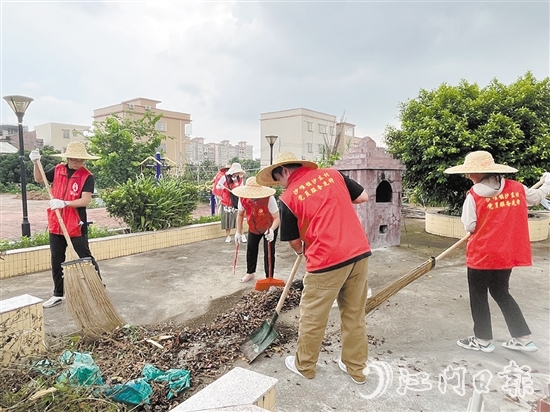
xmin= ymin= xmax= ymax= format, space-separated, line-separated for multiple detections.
xmin=265 ymin=135 xmax=278 ymax=146
xmin=3 ymin=95 xmax=33 ymax=122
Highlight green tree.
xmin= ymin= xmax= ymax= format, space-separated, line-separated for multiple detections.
xmin=85 ymin=112 xmax=170 ymax=189
xmin=384 ymin=72 xmax=550 ymax=214
xmin=228 ymin=158 xmax=261 ymax=175
xmin=0 ymin=145 xmax=60 ymax=191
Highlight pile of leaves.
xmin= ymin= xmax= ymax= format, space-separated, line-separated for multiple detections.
xmin=1 ymin=283 xmax=384 ymax=411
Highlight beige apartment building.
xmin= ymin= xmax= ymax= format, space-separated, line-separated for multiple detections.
xmin=93 ymin=98 xmax=191 ymax=166
xmin=259 ymin=108 xmax=361 ymax=167
xmin=34 ymin=122 xmax=91 ymax=153
xmin=187 ymin=137 xmax=254 ymax=166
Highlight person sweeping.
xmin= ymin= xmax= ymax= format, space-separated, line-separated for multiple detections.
xmin=445 ymin=151 xmax=550 ymax=353
xmin=232 ymin=177 xmax=280 ymax=283
xmin=30 ymin=142 xmax=101 ymax=309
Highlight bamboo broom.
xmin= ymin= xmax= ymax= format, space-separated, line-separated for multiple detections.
xmin=366 ymin=176 xmax=546 ymax=315
xmin=36 ymin=159 xmax=124 ymax=337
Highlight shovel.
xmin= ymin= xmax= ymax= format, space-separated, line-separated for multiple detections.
xmin=241 ymin=253 xmax=302 ymax=363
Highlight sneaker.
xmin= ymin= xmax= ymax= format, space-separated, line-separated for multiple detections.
xmin=43 ymin=296 xmax=65 ymax=308
xmin=242 ymin=234 xmax=247 ymax=243
xmin=240 ymin=273 xmax=255 ymax=283
xmin=338 ymin=359 xmax=366 ymax=385
xmin=457 ymin=336 xmax=495 ymax=353
xmin=502 ymin=338 xmax=538 ymax=353
xmin=285 ymin=356 xmax=306 ymax=378
xmin=225 ymin=235 xmax=231 ymax=243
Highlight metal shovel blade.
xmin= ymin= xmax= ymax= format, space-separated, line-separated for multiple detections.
xmin=240 ymin=313 xmax=279 ymax=363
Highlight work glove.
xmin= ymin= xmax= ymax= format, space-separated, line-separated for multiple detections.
xmin=234 ymin=232 xmax=242 ymax=245
xmin=49 ymin=199 xmax=67 ymax=210
xmin=29 ymin=149 xmax=41 ymax=162
xmin=264 ymin=228 xmax=274 ymax=242
xmin=543 ymin=172 xmax=550 ymax=185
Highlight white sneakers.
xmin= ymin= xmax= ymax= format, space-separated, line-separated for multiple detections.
xmin=242 ymin=234 xmax=247 ymax=243
xmin=338 ymin=359 xmax=366 ymax=384
xmin=43 ymin=296 xmax=65 ymax=308
xmin=225 ymin=235 xmax=232 ymax=243
xmin=285 ymin=356 xmax=306 ymax=378
xmin=240 ymin=273 xmax=255 ymax=283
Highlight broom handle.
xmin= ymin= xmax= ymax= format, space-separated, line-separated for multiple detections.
xmin=274 ymin=253 xmax=302 ymax=315
xmin=35 ymin=160 xmax=79 ymax=259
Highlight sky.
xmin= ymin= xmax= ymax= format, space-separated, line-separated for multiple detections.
xmin=1 ymin=0 xmax=548 ymax=157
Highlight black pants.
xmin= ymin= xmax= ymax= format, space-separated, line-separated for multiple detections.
xmin=467 ymin=268 xmax=531 ymax=340
xmin=246 ymin=229 xmax=278 ymax=277
xmin=49 ymin=233 xmax=101 ymax=297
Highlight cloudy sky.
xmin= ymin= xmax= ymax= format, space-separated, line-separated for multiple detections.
xmin=1 ymin=1 xmax=548 ymax=156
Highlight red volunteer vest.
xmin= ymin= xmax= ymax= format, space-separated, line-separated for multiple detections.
xmin=466 ymin=179 xmax=532 ymax=269
xmin=220 ymin=176 xmax=243 ymax=207
xmin=212 ymin=170 xmax=225 ymax=198
xmin=281 ymin=167 xmax=370 ymax=272
xmin=47 ymin=164 xmax=91 ymax=237
xmin=241 ymin=197 xmax=273 ymax=235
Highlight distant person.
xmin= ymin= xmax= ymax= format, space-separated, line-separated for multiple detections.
xmin=445 ymin=151 xmax=550 ymax=353
xmin=232 ymin=177 xmax=280 ymax=283
xmin=29 ymin=142 xmax=102 ymax=309
xmin=256 ymin=152 xmax=371 ymax=384
xmin=211 ymin=165 xmax=230 ymax=215
xmin=216 ymin=163 xmax=246 ymax=243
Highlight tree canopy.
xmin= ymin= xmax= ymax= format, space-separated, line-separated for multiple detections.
xmin=86 ymin=112 xmax=168 ymax=189
xmin=384 ymin=72 xmax=550 ymax=213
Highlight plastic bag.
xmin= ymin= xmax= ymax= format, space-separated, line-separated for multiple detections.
xmin=142 ymin=364 xmax=191 ymax=399
xmin=57 ymin=350 xmax=103 ymax=386
xmin=103 ymin=378 xmax=152 ymax=405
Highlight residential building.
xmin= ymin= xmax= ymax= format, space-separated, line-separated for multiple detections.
xmin=93 ymin=98 xmax=191 ymax=167
xmin=259 ymin=108 xmax=362 ymax=167
xmin=0 ymin=124 xmax=26 ymax=138
xmin=34 ymin=122 xmax=91 ymax=153
xmin=0 ymin=130 xmax=42 ymax=152
xmin=186 ymin=137 xmax=254 ymax=166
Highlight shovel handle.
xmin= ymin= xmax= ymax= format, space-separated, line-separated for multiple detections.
xmin=274 ymin=254 xmax=302 ymax=315
xmin=35 ymin=160 xmax=78 ymax=259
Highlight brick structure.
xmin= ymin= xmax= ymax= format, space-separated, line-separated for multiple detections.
xmin=333 ymin=137 xmax=405 ymax=249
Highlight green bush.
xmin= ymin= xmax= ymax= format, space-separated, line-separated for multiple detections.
xmin=101 ymin=175 xmax=199 ymax=232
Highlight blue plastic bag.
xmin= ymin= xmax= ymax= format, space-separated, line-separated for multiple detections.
xmin=57 ymin=350 xmax=103 ymax=386
xmin=142 ymin=364 xmax=191 ymax=399
xmin=103 ymin=378 xmax=153 ymax=405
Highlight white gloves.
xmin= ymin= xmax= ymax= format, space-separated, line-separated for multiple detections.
xmin=49 ymin=199 xmax=67 ymax=210
xmin=543 ymin=172 xmax=550 ymax=185
xmin=29 ymin=149 xmax=41 ymax=162
xmin=264 ymin=228 xmax=274 ymax=242
xmin=234 ymin=232 xmax=242 ymax=245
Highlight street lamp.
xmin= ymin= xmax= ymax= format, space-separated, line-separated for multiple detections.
xmin=3 ymin=95 xmax=34 ymax=237
xmin=265 ymin=135 xmax=278 ymax=165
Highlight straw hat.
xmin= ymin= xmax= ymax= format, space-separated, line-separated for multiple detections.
xmin=226 ymin=162 xmax=245 ymax=175
xmin=231 ymin=177 xmax=275 ymax=199
xmin=219 ymin=164 xmax=231 ymax=172
xmin=53 ymin=141 xmax=100 ymax=160
xmin=256 ymin=151 xmax=318 ymax=186
xmin=444 ymin=151 xmax=517 ymax=174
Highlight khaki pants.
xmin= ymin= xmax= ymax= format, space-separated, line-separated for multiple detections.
xmin=295 ymin=258 xmax=369 ymax=380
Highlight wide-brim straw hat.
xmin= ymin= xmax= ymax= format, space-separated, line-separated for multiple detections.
xmin=227 ymin=162 xmax=245 ymax=175
xmin=231 ymin=177 xmax=275 ymax=199
xmin=256 ymin=151 xmax=318 ymax=186
xmin=52 ymin=141 xmax=100 ymax=160
xmin=444 ymin=151 xmax=517 ymax=174
xmin=219 ymin=164 xmax=231 ymax=172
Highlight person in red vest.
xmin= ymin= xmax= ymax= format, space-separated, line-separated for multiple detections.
xmin=232 ymin=177 xmax=280 ymax=283
xmin=256 ymin=151 xmax=371 ymax=384
xmin=445 ymin=151 xmax=550 ymax=353
xmin=216 ymin=162 xmax=246 ymax=243
xmin=211 ymin=164 xmax=230 ymax=214
xmin=29 ymin=142 xmax=102 ymax=309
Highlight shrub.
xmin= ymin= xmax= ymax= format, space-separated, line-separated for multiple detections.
xmin=101 ymin=175 xmax=199 ymax=232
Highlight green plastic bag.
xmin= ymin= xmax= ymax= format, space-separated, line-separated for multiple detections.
xmin=57 ymin=350 xmax=103 ymax=386
xmin=103 ymin=378 xmax=152 ymax=405
xmin=142 ymin=364 xmax=191 ymax=399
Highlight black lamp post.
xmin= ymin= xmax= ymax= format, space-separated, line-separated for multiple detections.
xmin=265 ymin=135 xmax=278 ymax=165
xmin=3 ymin=95 xmax=34 ymax=237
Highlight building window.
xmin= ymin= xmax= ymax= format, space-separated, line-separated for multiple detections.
xmin=62 ymin=129 xmax=70 ymax=139
xmin=155 ymin=122 xmax=167 ymax=132
xmin=307 ymin=122 xmax=313 ymax=132
xmin=330 ymin=126 xmax=335 ymax=136
xmin=319 ymin=124 xmax=326 ymax=133
xmin=308 ymin=143 xmax=313 ymax=153
xmin=318 ymin=144 xmax=324 ymax=154
xmin=345 ymin=126 xmax=354 ymax=136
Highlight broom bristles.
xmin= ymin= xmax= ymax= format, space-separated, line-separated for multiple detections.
xmin=365 ymin=257 xmax=436 ymax=315
xmin=64 ymin=260 xmax=125 ymax=337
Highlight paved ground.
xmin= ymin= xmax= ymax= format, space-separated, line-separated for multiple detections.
xmin=1 ymin=197 xmax=549 ymax=411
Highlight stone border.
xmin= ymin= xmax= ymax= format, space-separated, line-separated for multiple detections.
xmin=1 ymin=221 xmax=247 ymax=279
xmin=425 ymin=210 xmax=549 ymax=241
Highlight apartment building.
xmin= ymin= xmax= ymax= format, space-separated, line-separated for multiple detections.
xmin=186 ymin=137 xmax=254 ymax=165
xmin=259 ymin=108 xmax=362 ymax=167
xmin=34 ymin=122 xmax=91 ymax=153
xmin=93 ymin=98 xmax=191 ymax=166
